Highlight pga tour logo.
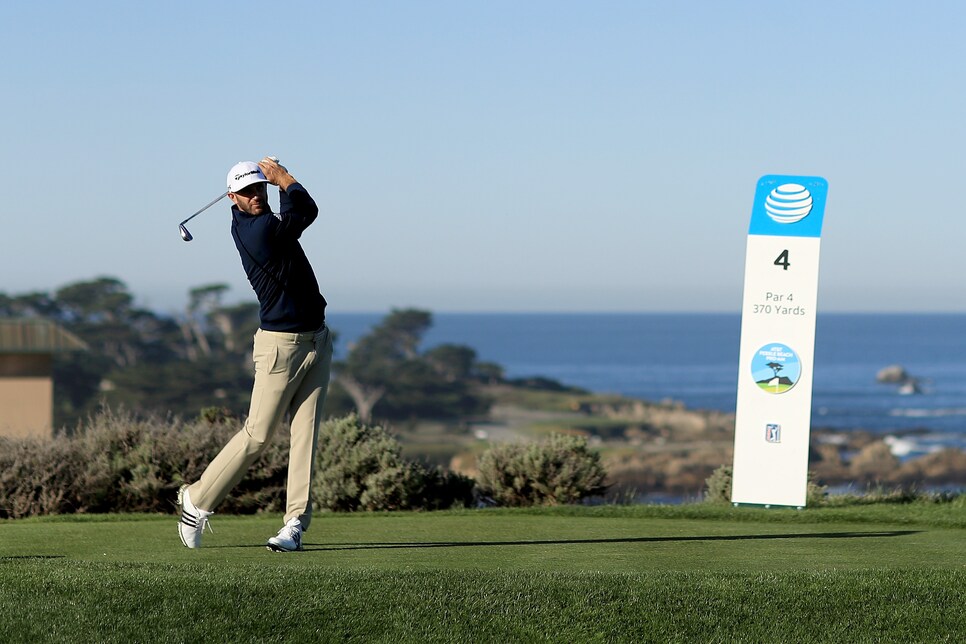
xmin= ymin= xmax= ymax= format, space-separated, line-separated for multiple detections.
xmin=765 ymin=424 xmax=781 ymax=443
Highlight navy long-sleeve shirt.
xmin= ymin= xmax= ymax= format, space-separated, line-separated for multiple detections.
xmin=230 ymin=182 xmax=327 ymax=332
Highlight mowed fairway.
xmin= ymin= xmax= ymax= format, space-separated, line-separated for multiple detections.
xmin=1 ymin=504 xmax=964 ymax=642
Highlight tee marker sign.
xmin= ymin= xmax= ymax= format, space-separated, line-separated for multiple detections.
xmin=732 ymin=175 xmax=828 ymax=508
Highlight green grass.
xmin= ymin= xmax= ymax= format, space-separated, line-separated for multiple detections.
xmin=2 ymin=503 xmax=965 ymax=642
xmin=757 ymin=382 xmax=795 ymax=394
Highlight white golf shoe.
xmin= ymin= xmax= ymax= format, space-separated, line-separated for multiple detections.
xmin=177 ymin=485 xmax=213 ymax=549
xmin=266 ymin=517 xmax=303 ymax=552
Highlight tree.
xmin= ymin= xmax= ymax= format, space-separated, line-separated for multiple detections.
xmin=473 ymin=361 xmax=505 ymax=385
xmin=766 ymin=362 xmax=784 ymax=379
xmin=1 ymin=278 xmax=262 ymax=427
xmin=3 ymin=281 xmax=499 ymax=428
xmin=424 ymin=344 xmax=477 ymax=382
xmin=0 ymin=291 xmax=61 ymax=319
xmin=183 ymin=283 xmax=230 ymax=360
xmin=55 ymin=277 xmax=133 ymax=324
xmin=333 ymin=309 xmax=429 ymax=421
xmin=371 ymin=309 xmax=432 ymax=361
xmin=53 ymin=277 xmax=168 ymax=369
xmin=32 ymin=277 xmax=184 ymax=427
xmin=208 ymin=302 xmax=260 ymax=356
xmin=333 ymin=309 xmax=491 ymax=422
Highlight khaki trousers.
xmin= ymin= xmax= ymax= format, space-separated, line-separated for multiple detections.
xmin=188 ymin=325 xmax=332 ymax=530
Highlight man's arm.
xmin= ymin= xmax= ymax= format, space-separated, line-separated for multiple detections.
xmin=258 ymin=157 xmax=319 ymax=235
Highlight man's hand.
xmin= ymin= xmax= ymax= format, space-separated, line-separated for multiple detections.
xmin=258 ymin=157 xmax=297 ymax=191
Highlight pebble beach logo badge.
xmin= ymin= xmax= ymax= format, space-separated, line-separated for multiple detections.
xmin=764 ymin=184 xmax=813 ymax=224
xmin=751 ymin=343 xmax=801 ymax=394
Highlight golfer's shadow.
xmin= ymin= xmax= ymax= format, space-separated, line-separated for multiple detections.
xmin=300 ymin=530 xmax=920 ymax=552
xmin=0 ymin=555 xmax=66 ymax=560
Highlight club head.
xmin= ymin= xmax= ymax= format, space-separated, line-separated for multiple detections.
xmin=179 ymin=224 xmax=193 ymax=242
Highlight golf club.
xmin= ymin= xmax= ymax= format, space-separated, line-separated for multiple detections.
xmin=179 ymin=192 xmax=228 ymax=242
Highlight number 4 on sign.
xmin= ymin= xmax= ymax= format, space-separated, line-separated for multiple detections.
xmin=774 ymin=249 xmax=790 ymax=270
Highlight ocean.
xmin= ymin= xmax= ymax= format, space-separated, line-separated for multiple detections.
xmin=325 ymin=312 xmax=966 ymax=457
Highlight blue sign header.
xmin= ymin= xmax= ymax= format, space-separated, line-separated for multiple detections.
xmin=749 ymin=175 xmax=828 ymax=238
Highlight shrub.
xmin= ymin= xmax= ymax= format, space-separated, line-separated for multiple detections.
xmin=0 ymin=408 xmax=287 ymax=518
xmin=475 ymin=434 xmax=607 ymax=507
xmin=703 ymin=465 xmax=733 ymax=504
xmin=312 ymin=415 xmax=406 ymax=511
xmin=418 ymin=467 xmax=476 ymax=510
xmin=703 ymin=465 xmax=828 ymax=506
xmin=0 ymin=409 xmax=472 ymax=518
xmin=806 ymin=473 xmax=828 ymax=506
xmin=0 ymin=438 xmax=74 ymax=518
xmin=312 ymin=414 xmax=474 ymax=511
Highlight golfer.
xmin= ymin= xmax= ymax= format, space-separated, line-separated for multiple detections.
xmin=178 ymin=156 xmax=332 ymax=552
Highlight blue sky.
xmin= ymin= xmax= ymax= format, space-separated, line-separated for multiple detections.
xmin=4 ymin=1 xmax=965 ymax=313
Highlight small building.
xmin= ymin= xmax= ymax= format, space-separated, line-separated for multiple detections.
xmin=0 ymin=318 xmax=87 ymax=439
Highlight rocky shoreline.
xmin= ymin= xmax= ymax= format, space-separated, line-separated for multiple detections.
xmin=601 ymin=401 xmax=966 ymax=497
xmin=453 ymin=387 xmax=966 ymax=499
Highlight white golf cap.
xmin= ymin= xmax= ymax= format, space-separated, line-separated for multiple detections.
xmin=227 ymin=161 xmax=268 ymax=192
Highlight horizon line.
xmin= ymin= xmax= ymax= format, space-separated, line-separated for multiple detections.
xmin=325 ymin=309 xmax=966 ymax=316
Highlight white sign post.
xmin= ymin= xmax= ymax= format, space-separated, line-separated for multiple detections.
xmin=732 ymin=175 xmax=828 ymax=508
